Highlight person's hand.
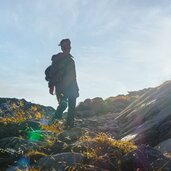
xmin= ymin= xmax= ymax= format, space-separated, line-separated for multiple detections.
xmin=49 ymin=86 xmax=54 ymax=95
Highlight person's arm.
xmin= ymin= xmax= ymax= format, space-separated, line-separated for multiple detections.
xmin=48 ymin=81 xmax=54 ymax=95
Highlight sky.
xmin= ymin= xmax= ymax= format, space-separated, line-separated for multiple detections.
xmin=1 ymin=0 xmax=171 ymax=108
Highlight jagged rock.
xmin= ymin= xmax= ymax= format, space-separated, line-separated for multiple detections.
xmin=121 ymin=145 xmax=171 ymax=171
xmin=90 ymin=97 xmax=107 ymax=113
xmin=38 ymin=152 xmax=84 ymax=171
xmin=77 ymin=98 xmax=92 ymax=111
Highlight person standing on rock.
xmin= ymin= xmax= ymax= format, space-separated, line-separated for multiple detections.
xmin=46 ymin=39 xmax=79 ymax=128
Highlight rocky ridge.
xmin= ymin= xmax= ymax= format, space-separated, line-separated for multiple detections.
xmin=0 ymin=81 xmax=171 ymax=170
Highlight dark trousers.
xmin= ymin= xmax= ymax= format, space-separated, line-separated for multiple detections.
xmin=55 ymin=94 xmax=76 ymax=127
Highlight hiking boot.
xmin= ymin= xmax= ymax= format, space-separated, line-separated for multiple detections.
xmin=48 ymin=117 xmax=56 ymax=125
xmin=48 ymin=113 xmax=62 ymax=125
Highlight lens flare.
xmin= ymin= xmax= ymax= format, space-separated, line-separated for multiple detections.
xmin=27 ymin=129 xmax=43 ymax=142
xmin=16 ymin=157 xmax=30 ymax=168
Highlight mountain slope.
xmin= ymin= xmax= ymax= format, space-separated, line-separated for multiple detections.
xmin=0 ymin=82 xmax=171 ymax=170
xmin=116 ymin=81 xmax=171 ymax=151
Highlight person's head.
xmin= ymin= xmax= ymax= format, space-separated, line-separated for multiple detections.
xmin=59 ymin=39 xmax=71 ymax=54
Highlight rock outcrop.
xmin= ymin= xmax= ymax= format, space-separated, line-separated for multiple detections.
xmin=76 ymin=88 xmax=151 ymax=118
xmin=0 ymin=97 xmax=55 ymax=119
xmin=116 ymin=81 xmax=171 ymax=152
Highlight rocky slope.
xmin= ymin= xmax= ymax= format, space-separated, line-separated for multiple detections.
xmin=0 ymin=81 xmax=171 ymax=170
xmin=116 ymin=81 xmax=171 ymax=153
xmin=0 ymin=97 xmax=55 ymax=120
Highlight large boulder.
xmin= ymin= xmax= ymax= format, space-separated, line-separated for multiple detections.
xmin=76 ymin=97 xmax=107 ymax=117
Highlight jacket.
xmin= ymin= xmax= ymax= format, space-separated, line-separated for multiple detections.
xmin=49 ymin=53 xmax=79 ymax=98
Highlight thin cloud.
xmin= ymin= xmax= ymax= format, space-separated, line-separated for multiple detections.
xmin=1 ymin=0 xmax=171 ymax=107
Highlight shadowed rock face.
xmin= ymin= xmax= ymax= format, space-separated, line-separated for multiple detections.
xmin=116 ymin=81 xmax=171 ymax=149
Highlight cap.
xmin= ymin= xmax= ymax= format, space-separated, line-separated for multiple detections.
xmin=58 ymin=39 xmax=71 ymax=46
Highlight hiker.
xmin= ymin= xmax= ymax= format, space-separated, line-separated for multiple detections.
xmin=46 ymin=39 xmax=79 ymax=128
